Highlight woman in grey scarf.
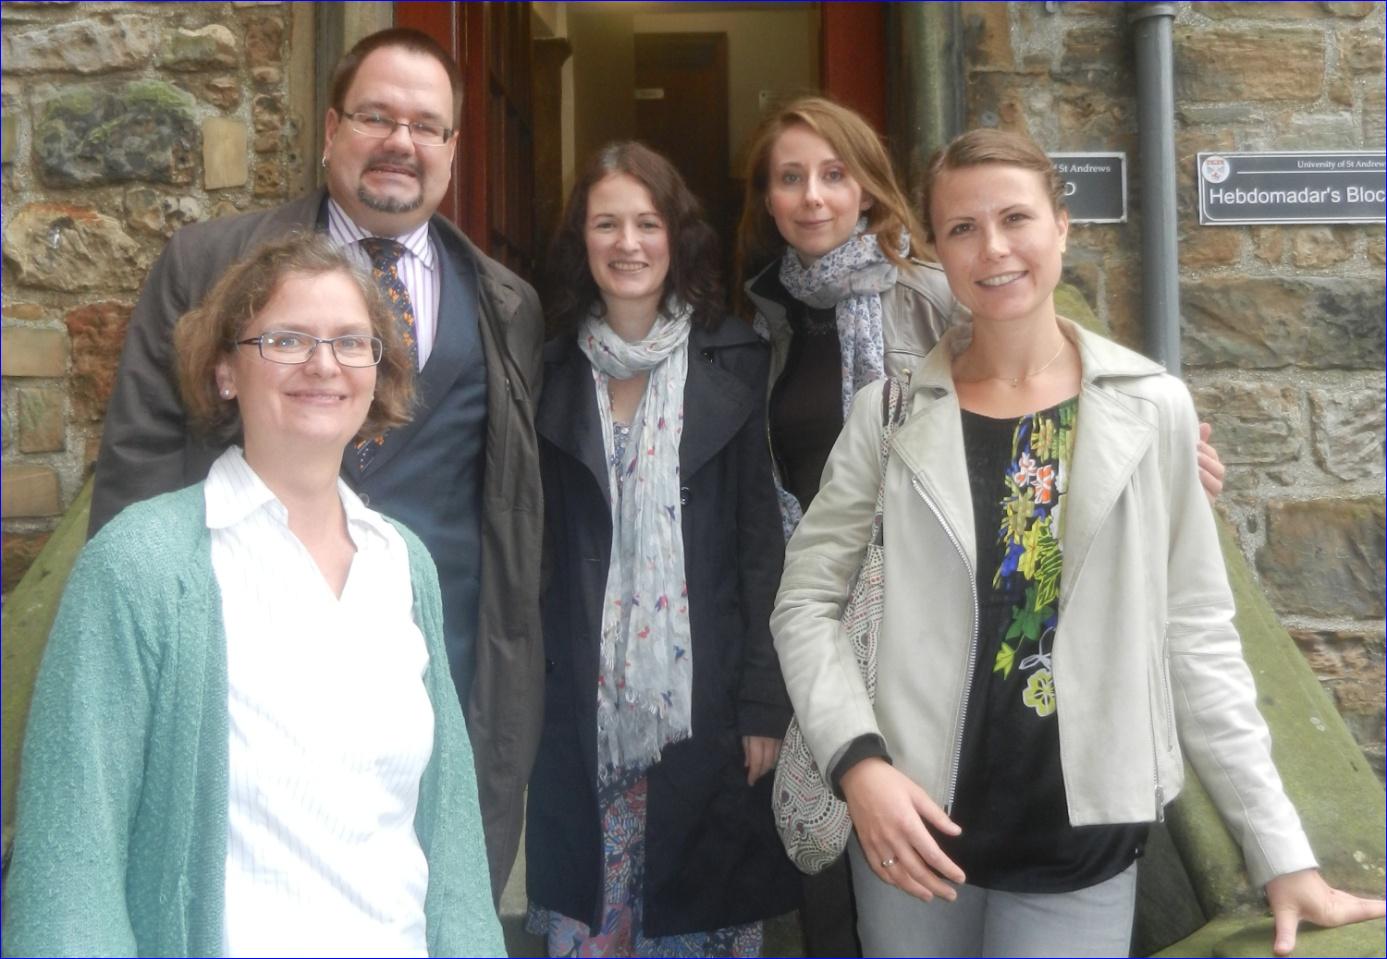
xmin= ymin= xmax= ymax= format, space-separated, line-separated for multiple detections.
xmin=525 ymin=142 xmax=800 ymax=957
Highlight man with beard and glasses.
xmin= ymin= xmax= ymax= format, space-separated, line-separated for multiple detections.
xmin=88 ymin=27 xmax=544 ymax=903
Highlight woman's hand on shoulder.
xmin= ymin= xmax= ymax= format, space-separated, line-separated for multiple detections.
xmin=1265 ymin=868 xmax=1386 ymax=956
xmin=840 ymin=757 xmax=965 ymax=903
xmin=1197 ymin=421 xmax=1226 ymax=502
xmin=743 ymin=735 xmax=782 ymax=785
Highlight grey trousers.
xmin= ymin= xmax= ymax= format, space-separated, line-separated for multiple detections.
xmin=847 ymin=835 xmax=1138 ymax=958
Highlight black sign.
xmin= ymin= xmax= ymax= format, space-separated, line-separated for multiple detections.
xmin=1049 ymin=152 xmax=1127 ymax=224
xmin=1197 ymin=151 xmax=1386 ymax=225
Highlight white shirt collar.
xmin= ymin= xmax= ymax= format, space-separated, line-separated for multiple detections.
xmin=325 ymin=198 xmax=435 ymax=269
xmin=204 ymin=446 xmax=393 ymax=547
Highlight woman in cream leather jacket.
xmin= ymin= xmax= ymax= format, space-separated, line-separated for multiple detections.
xmin=771 ymin=128 xmax=1383 ymax=958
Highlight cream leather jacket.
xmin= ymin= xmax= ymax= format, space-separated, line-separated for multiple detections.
xmin=771 ymin=320 xmax=1316 ymax=887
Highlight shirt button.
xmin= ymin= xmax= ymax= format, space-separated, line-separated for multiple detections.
xmin=680 ymin=486 xmax=691 ymax=506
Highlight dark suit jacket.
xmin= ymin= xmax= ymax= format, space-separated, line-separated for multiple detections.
xmin=89 ymin=189 xmax=544 ymax=898
xmin=526 ymin=319 xmax=801 ymax=935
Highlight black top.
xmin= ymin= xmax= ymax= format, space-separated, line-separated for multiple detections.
xmin=762 ymin=273 xmax=844 ymax=512
xmin=938 ymin=399 xmax=1146 ymax=893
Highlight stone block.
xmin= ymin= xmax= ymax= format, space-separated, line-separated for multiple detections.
xmin=1327 ymin=74 xmax=1354 ymax=106
xmin=1 ymin=13 xmax=156 ymax=74
xmin=1369 ymin=228 xmax=1385 ymax=265
xmin=2 ymin=204 xmax=143 ymax=292
xmin=1059 ymin=24 xmax=1129 ymax=81
xmin=1180 ymin=227 xmax=1243 ymax=269
xmin=17 ymin=387 xmax=64 ymax=452
xmin=1364 ymin=85 xmax=1385 ymax=143
xmin=159 ymin=24 xmax=238 ymax=72
xmin=1320 ymin=1 xmax=1377 ymax=17
xmin=253 ymin=161 xmax=285 ymax=198
xmin=1182 ymin=276 xmax=1385 ymax=370
xmin=1290 ymin=226 xmax=1355 ymax=268
xmin=2 ymin=303 xmax=45 ymax=323
xmin=1 ymin=464 xmax=61 ymax=517
xmin=1308 ymin=385 xmax=1385 ymax=480
xmin=124 ymin=186 xmax=203 ymax=238
xmin=1 ymin=327 xmax=66 ymax=376
xmin=1291 ymin=627 xmax=1386 ymax=769
xmin=1188 ymin=383 xmax=1302 ymax=465
xmin=1176 ymin=28 xmax=1326 ymax=103
xmin=1259 ymin=497 xmax=1385 ymax=618
xmin=1 ymin=389 xmax=15 ymax=450
xmin=1 ymin=530 xmax=51 ymax=593
xmin=203 ymin=117 xmax=247 ymax=190
xmin=35 ymin=81 xmax=196 ymax=187
xmin=245 ymin=16 xmax=285 ymax=68
xmin=64 ymin=301 xmax=130 ymax=423
xmin=965 ymin=72 xmax=1031 ymax=136
xmin=252 ymin=94 xmax=285 ymax=153
xmin=1342 ymin=29 xmax=1385 ymax=73
xmin=963 ymin=4 xmax=1015 ymax=71
xmin=1055 ymin=86 xmax=1132 ymax=151
xmin=1249 ymin=226 xmax=1287 ymax=265
xmin=1 ymin=113 xmax=15 ymax=164
xmin=1198 ymin=2 xmax=1324 ymax=17
xmin=192 ymin=75 xmax=242 ymax=111
xmin=251 ymin=66 xmax=283 ymax=89
xmin=1281 ymin=111 xmax=1361 ymax=148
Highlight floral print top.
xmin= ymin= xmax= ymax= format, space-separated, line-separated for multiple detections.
xmin=940 ymin=397 xmax=1145 ymax=892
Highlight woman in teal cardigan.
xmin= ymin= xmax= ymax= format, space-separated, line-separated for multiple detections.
xmin=3 ymin=235 xmax=504 ymax=957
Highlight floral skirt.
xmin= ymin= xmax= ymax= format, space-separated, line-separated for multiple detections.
xmin=527 ymin=770 xmax=764 ymax=958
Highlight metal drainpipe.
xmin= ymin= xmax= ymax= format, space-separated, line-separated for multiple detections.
xmin=1130 ymin=3 xmax=1182 ymax=376
xmin=889 ymin=3 xmax=964 ymax=204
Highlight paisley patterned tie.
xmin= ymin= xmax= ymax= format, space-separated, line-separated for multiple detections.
xmin=355 ymin=237 xmax=418 ymax=469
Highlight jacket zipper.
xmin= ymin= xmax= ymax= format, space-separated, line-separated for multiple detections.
xmin=911 ymin=476 xmax=978 ymax=813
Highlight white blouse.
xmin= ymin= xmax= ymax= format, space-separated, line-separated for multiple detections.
xmin=207 ymin=448 xmax=433 ymax=957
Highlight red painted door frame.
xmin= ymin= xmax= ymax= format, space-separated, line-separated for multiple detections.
xmin=820 ymin=2 xmax=887 ymax=134
xmin=392 ymin=3 xmax=486 ymax=240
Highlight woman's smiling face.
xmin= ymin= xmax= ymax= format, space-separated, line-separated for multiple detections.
xmin=928 ymin=162 xmax=1069 ymax=329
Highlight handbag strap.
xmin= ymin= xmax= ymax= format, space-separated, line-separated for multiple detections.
xmin=869 ymin=372 xmax=911 ymax=544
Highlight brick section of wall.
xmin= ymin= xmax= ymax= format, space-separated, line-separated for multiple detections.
xmin=959 ymin=1 xmax=1386 ymax=771
xmin=1 ymin=3 xmax=301 ymax=571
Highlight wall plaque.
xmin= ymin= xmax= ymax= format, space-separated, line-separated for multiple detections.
xmin=1197 ymin=151 xmax=1386 ymax=225
xmin=1049 ymin=152 xmax=1127 ymax=224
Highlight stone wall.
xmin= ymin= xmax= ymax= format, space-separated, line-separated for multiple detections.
xmin=963 ymin=0 xmax=1386 ymax=772
xmin=1 ymin=1 xmax=305 ymax=589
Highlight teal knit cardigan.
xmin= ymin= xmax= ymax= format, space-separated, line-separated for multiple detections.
xmin=2 ymin=484 xmax=504 ymax=957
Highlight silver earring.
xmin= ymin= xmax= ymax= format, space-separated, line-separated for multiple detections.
xmin=321 ymin=154 xmax=328 ymax=169
xmin=221 ymin=389 xmax=233 ymax=399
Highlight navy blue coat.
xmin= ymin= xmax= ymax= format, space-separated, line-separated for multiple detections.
xmin=526 ymin=318 xmax=802 ymax=936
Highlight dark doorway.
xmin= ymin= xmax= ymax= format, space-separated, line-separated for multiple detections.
xmin=633 ymin=32 xmax=734 ymax=279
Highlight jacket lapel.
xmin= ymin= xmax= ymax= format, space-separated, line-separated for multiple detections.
xmin=356 ymin=230 xmax=474 ymax=479
xmin=678 ymin=324 xmax=757 ymax=480
xmin=1060 ymin=382 xmax=1156 ymax=606
xmin=890 ymin=372 xmax=978 ymax=574
xmin=536 ymin=340 xmax=610 ymax=510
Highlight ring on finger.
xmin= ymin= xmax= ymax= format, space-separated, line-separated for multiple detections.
xmin=881 ymin=856 xmax=897 ymax=868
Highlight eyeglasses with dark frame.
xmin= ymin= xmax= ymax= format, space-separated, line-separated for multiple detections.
xmin=235 ymin=330 xmax=385 ymax=368
xmin=341 ymin=110 xmax=454 ymax=147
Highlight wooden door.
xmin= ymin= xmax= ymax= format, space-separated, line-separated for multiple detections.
xmin=820 ymin=2 xmax=887 ymax=133
xmin=395 ymin=3 xmax=537 ymax=277
xmin=633 ymin=33 xmax=732 ymax=267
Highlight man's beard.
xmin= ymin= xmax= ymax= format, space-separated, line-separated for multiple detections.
xmin=357 ymin=154 xmax=425 ymax=214
xmin=358 ymin=182 xmax=424 ymax=215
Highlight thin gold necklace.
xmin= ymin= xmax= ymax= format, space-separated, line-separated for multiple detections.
xmin=971 ymin=339 xmax=1068 ymax=388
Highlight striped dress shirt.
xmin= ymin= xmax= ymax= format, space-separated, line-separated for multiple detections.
xmin=326 ymin=200 xmax=440 ymax=370
xmin=207 ymin=448 xmax=432 ymax=957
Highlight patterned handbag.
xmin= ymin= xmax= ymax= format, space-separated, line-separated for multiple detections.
xmin=772 ymin=374 xmax=911 ymax=874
